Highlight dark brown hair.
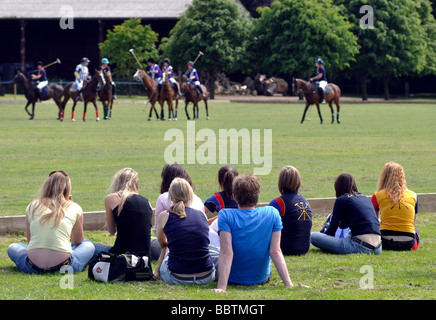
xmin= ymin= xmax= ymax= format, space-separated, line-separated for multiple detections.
xmin=218 ymin=165 xmax=239 ymax=200
xmin=334 ymin=173 xmax=359 ymax=198
xmin=160 ymin=164 xmax=194 ymax=194
xmin=278 ymin=166 xmax=301 ymax=194
xmin=232 ymin=173 xmax=260 ymax=207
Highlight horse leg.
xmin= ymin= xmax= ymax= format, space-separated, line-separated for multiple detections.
xmin=335 ymin=98 xmax=341 ymax=123
xmin=316 ymin=104 xmax=323 ymax=124
xmin=24 ymin=101 xmax=32 ymax=118
xmin=185 ymin=101 xmax=190 ymax=120
xmin=204 ymin=99 xmax=209 ymax=120
xmin=174 ymin=99 xmax=178 ymax=120
xmin=328 ymin=100 xmax=334 ymax=124
xmin=30 ymin=102 xmax=35 ymax=119
xmin=300 ymin=104 xmax=310 ymax=123
xmin=93 ymin=101 xmax=100 ymax=121
xmin=83 ymin=102 xmax=87 ymax=122
xmin=71 ymin=101 xmax=77 ymax=121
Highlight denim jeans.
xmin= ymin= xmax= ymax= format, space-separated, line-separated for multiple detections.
xmin=7 ymin=240 xmax=95 ymax=274
xmin=160 ymin=244 xmax=220 ymax=285
xmin=310 ymin=231 xmax=382 ymax=255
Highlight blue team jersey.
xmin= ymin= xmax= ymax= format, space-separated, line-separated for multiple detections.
xmin=185 ymin=68 xmax=199 ymax=82
xmin=34 ymin=69 xmax=47 ymax=82
xmin=204 ymin=192 xmax=238 ymax=213
xmin=316 ymin=66 xmax=327 ymax=82
xmin=162 ymin=65 xmax=174 ymax=79
xmin=149 ymin=64 xmax=162 ymax=79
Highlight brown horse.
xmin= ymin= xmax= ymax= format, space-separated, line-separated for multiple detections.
xmin=181 ymin=80 xmax=209 ymax=120
xmin=60 ymin=70 xmax=105 ymax=122
xmin=133 ymin=69 xmax=164 ymax=120
xmin=292 ymin=78 xmax=341 ymax=124
xmin=159 ymin=71 xmax=179 ymax=120
xmin=98 ymin=72 xmax=114 ymax=120
xmin=10 ymin=70 xmax=64 ymax=120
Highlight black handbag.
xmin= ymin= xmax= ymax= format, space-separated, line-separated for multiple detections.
xmin=88 ymin=252 xmax=154 ymax=282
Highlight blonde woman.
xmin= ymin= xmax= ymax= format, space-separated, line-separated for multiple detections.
xmin=371 ymin=162 xmax=420 ymax=250
xmin=154 ymin=178 xmax=218 ymax=285
xmin=7 ymin=171 xmax=95 ymax=274
xmin=92 ymin=168 xmax=156 ymax=258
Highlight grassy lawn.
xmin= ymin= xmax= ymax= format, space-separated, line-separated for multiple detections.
xmin=0 ymin=98 xmax=435 ymax=301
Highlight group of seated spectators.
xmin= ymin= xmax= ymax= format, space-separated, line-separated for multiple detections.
xmin=7 ymin=161 xmax=420 ymax=291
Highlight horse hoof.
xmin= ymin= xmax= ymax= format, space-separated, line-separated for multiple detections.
xmin=174 ymin=118 xmax=177 ymax=121
xmin=168 ymin=118 xmax=172 ymax=121
xmin=148 ymin=118 xmax=151 ymax=121
xmin=96 ymin=117 xmax=100 ymax=122
xmin=71 ymin=118 xmax=75 ymax=122
xmin=206 ymin=116 xmax=209 ymax=120
xmin=337 ymin=120 xmax=341 ymax=124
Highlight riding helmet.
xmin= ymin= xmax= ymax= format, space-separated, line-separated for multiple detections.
xmin=316 ymin=58 xmax=323 ymax=65
xmin=101 ymin=58 xmax=109 ymax=64
xmin=81 ymin=57 xmax=90 ymax=63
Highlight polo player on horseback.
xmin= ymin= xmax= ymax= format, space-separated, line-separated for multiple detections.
xmin=310 ymin=58 xmax=327 ymax=103
xmin=31 ymin=61 xmax=48 ymax=103
xmin=184 ymin=61 xmax=206 ymax=98
xmin=158 ymin=58 xmax=182 ymax=97
xmin=100 ymin=57 xmax=117 ymax=99
xmin=71 ymin=57 xmax=90 ymax=102
xmin=147 ymin=58 xmax=162 ymax=86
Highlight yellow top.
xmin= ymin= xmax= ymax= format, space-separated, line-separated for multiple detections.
xmin=374 ymin=188 xmax=417 ymax=234
xmin=26 ymin=201 xmax=83 ymax=253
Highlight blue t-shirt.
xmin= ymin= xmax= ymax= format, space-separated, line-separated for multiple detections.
xmin=218 ymin=206 xmax=283 ymax=285
xmin=163 ymin=65 xmax=174 ymax=79
xmin=34 ymin=69 xmax=47 ymax=82
xmin=149 ymin=63 xmax=162 ymax=79
xmin=268 ymin=191 xmax=312 ymax=255
xmin=185 ymin=68 xmax=199 ymax=82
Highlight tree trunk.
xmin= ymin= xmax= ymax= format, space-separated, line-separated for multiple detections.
xmin=383 ymin=76 xmax=390 ymax=100
xmin=209 ymin=72 xmax=216 ymax=100
xmin=361 ymin=73 xmax=368 ymax=101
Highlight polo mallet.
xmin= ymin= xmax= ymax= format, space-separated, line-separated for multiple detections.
xmin=129 ymin=49 xmax=143 ymax=69
xmin=192 ymin=51 xmax=204 ymax=64
xmin=32 ymin=58 xmax=61 ymax=72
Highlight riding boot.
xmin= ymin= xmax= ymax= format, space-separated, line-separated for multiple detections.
xmin=318 ymin=87 xmax=325 ymax=103
xmin=112 ymin=83 xmax=117 ymax=99
xmin=172 ymin=83 xmax=181 ymax=96
xmin=196 ymin=85 xmax=205 ymax=98
xmin=75 ymin=91 xmax=83 ymax=102
xmin=36 ymin=89 xmax=42 ymax=103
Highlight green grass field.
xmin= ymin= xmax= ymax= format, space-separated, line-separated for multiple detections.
xmin=0 ymin=98 xmax=435 ymax=301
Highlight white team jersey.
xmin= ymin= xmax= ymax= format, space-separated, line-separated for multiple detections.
xmin=75 ymin=64 xmax=89 ymax=81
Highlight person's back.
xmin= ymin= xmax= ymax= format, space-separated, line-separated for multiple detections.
xmin=269 ymin=191 xmax=312 ymax=255
xmin=218 ymin=205 xmax=282 ymax=285
xmin=110 ymin=194 xmax=152 ymax=256
xmin=164 ymin=206 xmax=213 ymax=274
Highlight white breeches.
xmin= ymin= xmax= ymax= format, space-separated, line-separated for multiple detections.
xmin=37 ymin=81 xmax=48 ymax=90
xmin=319 ymin=81 xmax=327 ymax=90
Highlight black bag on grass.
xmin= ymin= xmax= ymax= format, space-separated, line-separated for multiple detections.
xmin=88 ymin=252 xmax=154 ymax=282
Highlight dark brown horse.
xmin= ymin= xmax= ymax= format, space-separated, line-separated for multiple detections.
xmin=133 ymin=69 xmax=164 ymax=120
xmin=181 ymin=80 xmax=209 ymax=120
xmin=60 ymin=69 xmax=105 ymax=122
xmin=292 ymin=78 xmax=341 ymax=124
xmin=159 ymin=71 xmax=179 ymax=120
xmin=98 ymin=72 xmax=114 ymax=120
xmin=10 ymin=70 xmax=64 ymax=120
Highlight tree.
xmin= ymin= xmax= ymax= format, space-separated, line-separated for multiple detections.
xmin=251 ymin=0 xmax=359 ymax=79
xmin=99 ymin=18 xmax=159 ymax=79
xmin=334 ymin=0 xmax=436 ymax=100
xmin=164 ymin=0 xmax=252 ymax=99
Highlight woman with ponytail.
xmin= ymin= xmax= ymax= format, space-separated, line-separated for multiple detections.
xmin=154 ymin=178 xmax=218 ymax=285
xmin=204 ymin=165 xmax=239 ymax=247
xmin=7 ymin=171 xmax=95 ymax=274
xmin=92 ymin=168 xmax=155 ymax=258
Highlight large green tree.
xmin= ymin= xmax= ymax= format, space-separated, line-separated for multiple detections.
xmin=164 ymin=0 xmax=252 ymax=99
xmin=334 ymin=0 xmax=436 ymax=100
xmin=251 ymin=0 xmax=359 ymax=79
xmin=99 ymin=18 xmax=159 ymax=79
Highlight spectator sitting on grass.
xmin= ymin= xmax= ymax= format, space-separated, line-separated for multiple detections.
xmin=91 ymin=168 xmax=158 ymax=260
xmin=214 ymin=173 xmax=299 ymax=292
xmin=7 ymin=171 xmax=95 ymax=274
xmin=310 ymin=173 xmax=382 ymax=255
xmin=268 ymin=166 xmax=313 ymax=256
xmin=154 ymin=178 xmax=219 ymax=285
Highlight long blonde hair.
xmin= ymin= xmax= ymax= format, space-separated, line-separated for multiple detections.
xmin=168 ymin=178 xmax=194 ymax=218
xmin=377 ymin=162 xmax=407 ymax=203
xmin=110 ymin=168 xmax=139 ymax=215
xmin=30 ymin=172 xmax=72 ymax=228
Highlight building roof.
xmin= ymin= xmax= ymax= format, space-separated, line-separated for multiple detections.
xmin=0 ymin=0 xmax=194 ymax=19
